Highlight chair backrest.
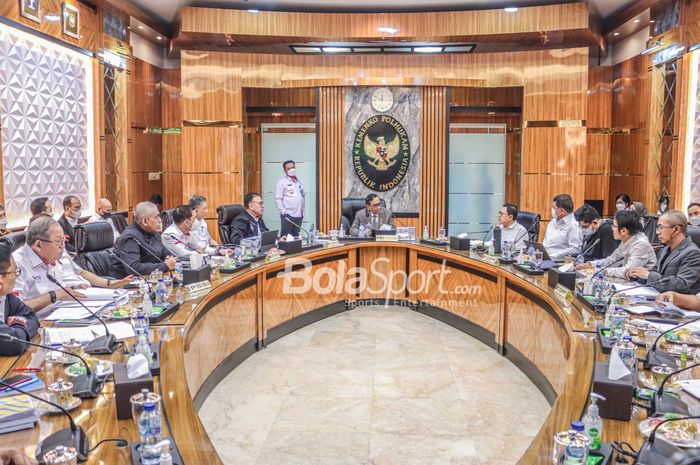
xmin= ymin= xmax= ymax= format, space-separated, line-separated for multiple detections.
xmin=74 ymin=222 xmax=115 ymax=277
xmin=160 ymin=208 xmax=175 ymax=230
xmin=340 ymin=198 xmax=386 ymax=231
xmin=688 ymin=226 xmax=700 ymax=249
xmin=1 ymin=231 xmax=26 ymax=252
xmin=642 ymin=215 xmax=660 ymax=246
xmin=217 ymin=204 xmax=246 ymax=245
xmin=515 ymin=210 xmax=540 ymax=242
xmin=111 ymin=211 xmax=129 ymax=233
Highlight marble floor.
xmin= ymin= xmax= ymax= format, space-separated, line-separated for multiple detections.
xmin=198 ymin=306 xmax=551 ymax=465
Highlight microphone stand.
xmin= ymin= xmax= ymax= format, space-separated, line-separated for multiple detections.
xmin=0 ymin=333 xmax=102 ymax=398
xmin=283 ymin=216 xmax=311 ymax=242
xmin=107 ymin=250 xmax=152 ymax=293
xmin=636 ymin=415 xmax=700 ymax=465
xmin=164 ymin=233 xmax=208 ymax=267
xmin=653 ymin=361 xmax=700 ymax=415
xmin=46 ymin=275 xmax=117 ymax=355
xmin=0 ymin=379 xmax=89 ymax=462
xmin=644 ymin=312 xmax=700 ymax=369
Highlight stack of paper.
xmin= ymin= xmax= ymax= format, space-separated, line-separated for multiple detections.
xmin=0 ymin=375 xmax=44 ymax=399
xmin=0 ymin=395 xmax=38 ymax=434
xmin=611 ymin=283 xmax=660 ymax=298
xmin=43 ymin=322 xmax=136 ymax=346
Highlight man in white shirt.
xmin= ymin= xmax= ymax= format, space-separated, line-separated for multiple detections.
xmin=86 ymin=198 xmax=120 ymax=243
xmin=189 ymin=195 xmax=219 ymax=250
xmin=13 ymin=216 xmax=131 ymax=312
xmin=162 ymin=205 xmax=215 ymax=258
xmin=577 ymin=210 xmax=656 ymax=278
xmin=542 ymin=194 xmax=583 ymax=261
xmin=275 ymin=160 xmax=305 ymax=237
xmin=497 ymin=203 xmax=528 ymax=250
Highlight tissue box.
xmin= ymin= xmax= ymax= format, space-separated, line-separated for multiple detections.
xmin=113 ymin=362 xmax=154 ymax=420
xmin=278 ymin=239 xmax=302 ymax=254
xmin=592 ymin=361 xmax=634 ymax=420
xmin=547 ymin=267 xmax=576 ymax=290
xmin=183 ymin=264 xmax=211 ymax=285
xmin=449 ymin=236 xmax=470 ymax=250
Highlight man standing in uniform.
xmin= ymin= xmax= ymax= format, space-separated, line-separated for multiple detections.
xmin=275 ymin=160 xmax=305 ymax=237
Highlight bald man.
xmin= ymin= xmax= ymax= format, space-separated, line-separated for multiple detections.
xmin=86 ymin=198 xmax=120 ymax=243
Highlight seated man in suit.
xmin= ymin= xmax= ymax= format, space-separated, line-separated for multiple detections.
xmin=543 ymin=194 xmax=582 ymax=261
xmin=12 ymin=216 xmax=131 ymax=312
xmin=574 ymin=204 xmax=619 ymax=261
xmin=114 ymin=202 xmax=177 ymax=277
xmin=230 ymin=193 xmax=269 ymax=245
xmin=577 ymin=210 xmax=656 ymax=278
xmin=0 ymin=241 xmax=39 ymax=356
xmin=86 ymin=198 xmax=120 ymax=244
xmin=162 ymin=204 xmax=216 ymax=257
xmin=349 ymin=194 xmax=394 ymax=237
xmin=29 ymin=197 xmax=53 ymax=218
xmin=57 ymin=195 xmax=82 ymax=254
xmin=626 ymin=210 xmax=700 ymax=294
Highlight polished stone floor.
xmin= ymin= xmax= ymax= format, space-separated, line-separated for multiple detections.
xmin=198 ymin=306 xmax=551 ymax=465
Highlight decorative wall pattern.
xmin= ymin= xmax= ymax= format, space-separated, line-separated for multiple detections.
xmin=0 ymin=23 xmax=93 ymax=225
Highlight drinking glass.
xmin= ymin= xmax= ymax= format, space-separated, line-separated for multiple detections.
xmin=438 ymin=226 xmax=446 ymax=241
xmin=533 ymin=250 xmax=543 ymax=268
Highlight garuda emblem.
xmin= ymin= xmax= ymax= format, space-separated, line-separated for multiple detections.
xmin=364 ymin=134 xmax=400 ymax=171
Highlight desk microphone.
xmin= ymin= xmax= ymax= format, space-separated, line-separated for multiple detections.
xmin=653 ymin=361 xmax=700 ymax=415
xmin=644 ymin=311 xmax=700 ymax=369
xmin=0 ymin=334 xmax=101 ymax=398
xmin=0 ymin=379 xmax=89 ymax=462
xmin=595 ymin=257 xmax=625 ymax=276
xmin=164 ymin=234 xmax=209 ymax=266
xmin=46 ymin=275 xmax=117 ymax=355
xmin=107 ymin=249 xmax=152 ymax=293
xmin=559 ymin=239 xmax=601 ymax=272
xmin=132 ymin=238 xmax=172 ymax=273
xmin=636 ymin=415 xmax=700 ymax=465
xmin=512 ymin=221 xmax=538 ymax=248
xmin=283 ymin=216 xmax=310 ymax=241
xmin=391 ymin=215 xmax=407 ymax=227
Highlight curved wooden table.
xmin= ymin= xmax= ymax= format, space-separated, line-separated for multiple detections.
xmin=2 ymin=241 xmax=646 ymax=464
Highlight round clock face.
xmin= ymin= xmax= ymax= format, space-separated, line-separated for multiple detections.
xmin=371 ymin=88 xmax=394 ymax=112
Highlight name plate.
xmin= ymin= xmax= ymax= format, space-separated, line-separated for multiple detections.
xmin=554 ymin=284 xmax=574 ymax=303
xmin=375 ymin=235 xmax=399 ymax=242
xmin=265 ymin=252 xmax=283 ymax=263
xmin=480 ymin=255 xmax=500 ymax=266
xmin=185 ymin=280 xmax=211 ymax=295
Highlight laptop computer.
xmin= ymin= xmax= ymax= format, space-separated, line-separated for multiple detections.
xmin=260 ymin=230 xmax=278 ymax=253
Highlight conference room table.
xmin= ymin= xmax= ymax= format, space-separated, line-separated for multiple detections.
xmin=0 ymin=239 xmax=676 ymax=464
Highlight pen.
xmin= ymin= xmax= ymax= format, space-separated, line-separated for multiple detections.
xmin=11 ymin=367 xmax=42 ymax=372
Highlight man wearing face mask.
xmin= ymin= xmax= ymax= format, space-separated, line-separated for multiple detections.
xmin=573 ymin=204 xmax=619 ymax=261
xmin=86 ymin=198 xmax=120 ymax=243
xmin=688 ymin=202 xmax=700 ymax=227
xmin=162 ymin=204 xmax=216 ymax=257
xmin=0 ymin=204 xmax=8 ymax=237
xmin=57 ymin=195 xmax=82 ymax=255
xmin=542 ymin=194 xmax=583 ymax=261
xmin=275 ymin=160 xmax=305 ymax=237
xmin=626 ymin=210 xmax=700 ymax=294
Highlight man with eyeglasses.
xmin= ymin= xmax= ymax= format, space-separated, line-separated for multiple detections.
xmin=162 ymin=204 xmax=215 ymax=257
xmin=577 ymin=210 xmax=656 ymax=278
xmin=230 ymin=192 xmax=269 ymax=245
xmin=113 ymin=202 xmax=177 ymax=277
xmin=0 ymin=241 xmax=39 ymax=356
xmin=12 ymin=216 xmax=132 ymax=312
xmin=497 ymin=203 xmax=528 ymax=250
xmin=349 ymin=193 xmax=394 ymax=237
xmin=626 ymin=210 xmax=700 ymax=294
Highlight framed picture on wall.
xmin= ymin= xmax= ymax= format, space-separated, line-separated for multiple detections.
xmin=20 ymin=0 xmax=41 ymax=23
xmin=62 ymin=2 xmax=80 ymax=39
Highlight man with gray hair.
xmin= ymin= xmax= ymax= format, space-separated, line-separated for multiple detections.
xmin=87 ymin=198 xmax=120 ymax=243
xmin=627 ymin=209 xmax=700 ymax=294
xmin=189 ymin=194 xmax=219 ymax=250
xmin=113 ymin=202 xmax=176 ymax=278
xmin=13 ymin=216 xmax=131 ymax=311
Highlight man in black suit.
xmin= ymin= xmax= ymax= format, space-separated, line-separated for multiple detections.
xmin=574 ymin=204 xmax=619 ymax=261
xmin=0 ymin=242 xmax=39 ymax=356
xmin=57 ymin=195 xmax=81 ymax=254
xmin=231 ymin=192 xmax=269 ymax=245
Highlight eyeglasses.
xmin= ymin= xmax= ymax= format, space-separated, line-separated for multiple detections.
xmin=0 ymin=268 xmax=21 ymax=277
xmin=369 ymin=202 xmax=381 ymax=207
xmin=656 ymin=224 xmax=677 ymax=231
xmin=39 ymin=238 xmax=66 ymax=247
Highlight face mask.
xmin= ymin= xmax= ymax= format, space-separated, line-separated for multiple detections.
xmin=101 ymin=211 xmax=112 ymax=220
xmin=690 ymin=217 xmax=700 ymax=227
xmin=580 ymin=227 xmax=593 ymax=238
xmin=551 ymin=208 xmax=558 ymax=219
xmin=73 ymin=209 xmax=82 ymax=219
xmin=0 ymin=219 xmax=7 ymax=230
xmin=616 ymin=203 xmax=625 ymax=211
xmin=659 ymin=203 xmax=668 ymax=213
xmin=287 ymin=168 xmax=297 ymax=177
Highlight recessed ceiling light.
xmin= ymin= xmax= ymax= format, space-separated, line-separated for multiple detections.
xmin=138 ymin=25 xmax=144 ymax=29
xmin=156 ymin=36 xmax=163 ymax=40
xmin=322 ymin=47 xmax=351 ymax=53
xmin=292 ymin=46 xmax=322 ymax=53
xmin=249 ymin=9 xmax=260 ymax=13
xmin=127 ymin=26 xmax=131 ymax=30
xmin=414 ymin=46 xmax=443 ymax=53
xmin=613 ymin=32 xmax=620 ymax=36
xmin=488 ymin=112 xmax=496 ymax=115
xmin=650 ymin=20 xmax=655 ymax=23
xmin=504 ymin=7 xmax=518 ymax=13
xmin=377 ymin=26 xmax=399 ymax=34
xmin=634 ymin=19 xmax=640 ymax=24
xmin=444 ymin=45 xmax=475 ymax=53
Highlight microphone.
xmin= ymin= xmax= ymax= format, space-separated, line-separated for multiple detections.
xmin=636 ymin=415 xmax=700 ymax=465
xmin=644 ymin=311 xmax=700 ymax=369
xmin=0 ymin=333 xmax=101 ymax=398
xmin=575 ymin=238 xmax=600 ymax=263
xmin=46 ymin=275 xmax=117 ymax=355
xmin=594 ymin=256 xmax=625 ymax=276
xmin=653 ymin=361 xmax=700 ymax=415
xmin=283 ymin=216 xmax=310 ymax=240
xmin=512 ymin=220 xmax=538 ymax=248
xmin=391 ymin=215 xmax=407 ymax=227
xmin=482 ymin=225 xmax=494 ymax=243
xmin=164 ymin=234 xmax=209 ymax=267
xmin=132 ymin=238 xmax=172 ymax=274
xmin=107 ymin=249 xmax=152 ymax=293
xmin=0 ymin=379 xmax=89 ymax=462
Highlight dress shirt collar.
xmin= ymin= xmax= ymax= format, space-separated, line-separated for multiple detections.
xmin=23 ymin=244 xmax=49 ymax=270
xmin=502 ymin=221 xmax=518 ymax=230
xmin=555 ymin=213 xmax=574 ymax=226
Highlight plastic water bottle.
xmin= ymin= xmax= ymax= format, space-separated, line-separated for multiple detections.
xmin=135 ymin=335 xmax=153 ymax=366
xmin=155 ymin=279 xmax=168 ymax=307
xmin=614 ymin=335 xmax=636 ymax=370
xmin=174 ymin=259 xmax=183 ymax=282
xmin=553 ymin=421 xmax=589 ymax=465
xmin=423 ymin=225 xmax=429 ymax=240
xmin=517 ymin=247 xmax=525 ymax=265
xmin=681 ymin=344 xmax=690 ymax=369
xmin=139 ymin=280 xmax=148 ymax=297
xmin=175 ymin=283 xmax=185 ymax=305
xmin=138 ymin=402 xmax=162 ymax=465
xmin=308 ymin=224 xmax=315 ymax=244
xmin=359 ymin=224 xmax=366 ymax=239
xmin=132 ymin=314 xmax=149 ymax=339
xmin=527 ymin=245 xmax=536 ymax=265
xmin=142 ymin=291 xmax=153 ymax=316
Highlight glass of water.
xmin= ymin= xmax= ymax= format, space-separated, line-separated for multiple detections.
xmin=533 ymin=250 xmax=543 ymax=268
xmin=438 ymin=226 xmax=446 ymax=241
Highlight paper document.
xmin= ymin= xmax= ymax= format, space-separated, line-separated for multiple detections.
xmin=611 ymin=283 xmax=660 ymax=297
xmin=78 ymin=288 xmax=128 ymax=301
xmin=89 ymin=322 xmax=135 ymax=340
xmin=43 ymin=327 xmax=95 ymax=346
xmin=44 ymin=306 xmax=97 ymax=321
xmin=679 ymin=380 xmax=700 ymax=400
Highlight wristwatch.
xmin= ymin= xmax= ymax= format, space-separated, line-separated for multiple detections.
xmin=107 ymin=279 xmax=112 ymax=287
xmin=49 ymin=290 xmax=57 ymax=303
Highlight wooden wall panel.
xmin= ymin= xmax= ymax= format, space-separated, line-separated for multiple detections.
xmin=244 ymin=87 xmax=316 ymax=108
xmin=520 ymin=174 xmax=584 ymax=222
xmin=587 ymin=66 xmax=613 ymax=129
xmin=0 ymin=0 xmax=100 ymax=52
xmin=358 ymin=247 xmax=407 ymax=299
xmin=420 ymin=87 xmax=448 ymax=236
xmin=181 ymin=173 xmax=242 ymax=211
xmin=129 ymin=130 xmax=162 ymax=173
xmin=130 ymin=59 xmax=162 ymax=128
xmin=162 ymin=68 xmax=182 ymax=128
xmin=181 ymin=51 xmax=242 ymax=122
xmin=162 ymin=172 xmax=183 ymax=210
xmin=450 ymin=87 xmax=523 ymax=107
xmin=522 ymin=127 xmax=586 ymax=174
xmin=318 ymin=87 xmax=344 ymax=232
xmin=181 ymin=126 xmax=243 ymax=173
xmin=129 ymin=173 xmax=162 ymax=207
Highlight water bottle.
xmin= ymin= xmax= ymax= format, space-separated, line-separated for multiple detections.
xmin=614 ymin=335 xmax=636 ymax=370
xmin=138 ymin=402 xmax=162 ymax=465
xmin=155 ymin=279 xmax=168 ymax=307
xmin=132 ymin=314 xmax=149 ymax=339
xmin=142 ymin=292 xmax=153 ymax=317
xmin=159 ymin=441 xmax=173 ymax=465
xmin=553 ymin=421 xmax=589 ymax=465
xmin=517 ymin=247 xmax=525 ymax=265
xmin=527 ymin=245 xmax=536 ymax=265
xmin=174 ymin=259 xmax=183 ymax=282
xmin=423 ymin=225 xmax=429 ymax=240
xmin=135 ymin=335 xmax=153 ymax=366
xmin=308 ymin=224 xmax=315 ymax=245
xmin=681 ymin=343 xmax=690 ymax=369
xmin=359 ymin=224 xmax=366 ymax=239
xmin=175 ymin=283 xmax=185 ymax=305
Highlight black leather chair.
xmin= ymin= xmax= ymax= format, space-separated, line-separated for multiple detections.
xmin=642 ymin=215 xmax=660 ymax=246
xmin=515 ymin=210 xmax=540 ymax=242
xmin=688 ymin=226 xmax=700 ymax=249
xmin=74 ymin=222 xmax=115 ymax=277
xmin=160 ymin=208 xmax=176 ymax=230
xmin=1 ymin=231 xmax=26 ymax=252
xmin=340 ymin=198 xmax=386 ymax=232
xmin=217 ymin=204 xmax=246 ymax=245
xmin=111 ymin=211 xmax=129 ymax=233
